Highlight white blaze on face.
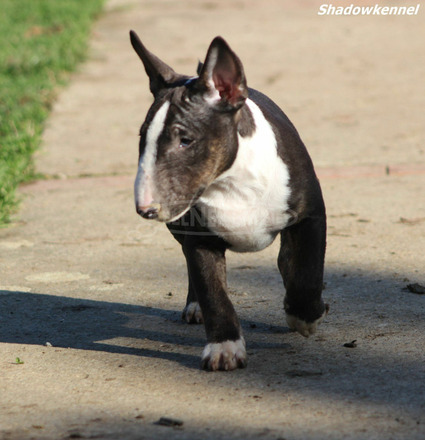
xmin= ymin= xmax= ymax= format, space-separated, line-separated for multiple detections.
xmin=134 ymin=101 xmax=170 ymax=209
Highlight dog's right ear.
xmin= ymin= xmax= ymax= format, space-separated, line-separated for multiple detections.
xmin=130 ymin=30 xmax=179 ymax=96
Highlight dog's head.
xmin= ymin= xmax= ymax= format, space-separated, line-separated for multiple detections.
xmin=130 ymin=31 xmax=248 ymax=222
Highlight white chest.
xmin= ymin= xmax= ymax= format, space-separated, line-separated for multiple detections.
xmin=197 ymin=100 xmax=291 ymax=252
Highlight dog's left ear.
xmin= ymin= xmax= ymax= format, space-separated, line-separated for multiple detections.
xmin=196 ymin=61 xmax=204 ymax=75
xmin=196 ymin=37 xmax=248 ymax=110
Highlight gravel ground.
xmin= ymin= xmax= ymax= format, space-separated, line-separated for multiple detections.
xmin=1 ymin=1 xmax=424 ymax=439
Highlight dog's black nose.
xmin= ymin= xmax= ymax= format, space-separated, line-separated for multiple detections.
xmin=137 ymin=205 xmax=159 ymax=219
xmin=142 ymin=207 xmax=158 ymax=219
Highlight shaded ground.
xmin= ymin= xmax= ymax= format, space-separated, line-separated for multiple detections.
xmin=1 ymin=0 xmax=424 ymax=439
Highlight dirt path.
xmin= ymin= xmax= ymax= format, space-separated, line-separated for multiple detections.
xmin=1 ymin=1 xmax=424 ymax=439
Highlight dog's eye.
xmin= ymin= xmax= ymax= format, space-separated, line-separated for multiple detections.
xmin=179 ymin=138 xmax=194 ymax=148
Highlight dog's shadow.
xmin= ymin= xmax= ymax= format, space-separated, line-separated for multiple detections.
xmin=0 ymin=289 xmax=290 ymax=370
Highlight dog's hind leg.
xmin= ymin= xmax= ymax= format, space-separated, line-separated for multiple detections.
xmin=182 ymin=261 xmax=203 ymax=324
xmin=167 ymin=214 xmax=203 ymax=324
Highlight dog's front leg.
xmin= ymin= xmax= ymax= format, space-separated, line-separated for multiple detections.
xmin=183 ymin=241 xmax=247 ymax=371
xmin=278 ymin=215 xmax=328 ymax=337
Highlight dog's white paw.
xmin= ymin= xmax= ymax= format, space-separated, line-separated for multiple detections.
xmin=182 ymin=302 xmax=203 ymax=324
xmin=286 ymin=306 xmax=328 ymax=338
xmin=201 ymin=338 xmax=247 ymax=371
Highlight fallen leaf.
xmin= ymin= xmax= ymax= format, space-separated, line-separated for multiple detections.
xmin=343 ymin=340 xmax=357 ymax=348
xmin=398 ymin=217 xmax=425 ymax=225
xmin=403 ymin=283 xmax=425 ymax=295
xmin=155 ymin=417 xmax=184 ymax=427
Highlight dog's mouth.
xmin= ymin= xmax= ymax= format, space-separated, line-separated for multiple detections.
xmin=164 ymin=205 xmax=192 ymax=223
xmin=161 ymin=186 xmax=206 ymax=224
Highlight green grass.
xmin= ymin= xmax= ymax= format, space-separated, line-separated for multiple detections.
xmin=0 ymin=0 xmax=105 ymax=225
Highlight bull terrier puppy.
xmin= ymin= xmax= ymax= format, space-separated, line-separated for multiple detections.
xmin=130 ymin=31 xmax=328 ymax=371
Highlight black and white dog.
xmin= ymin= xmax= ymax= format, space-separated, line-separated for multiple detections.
xmin=130 ymin=31 xmax=328 ymax=371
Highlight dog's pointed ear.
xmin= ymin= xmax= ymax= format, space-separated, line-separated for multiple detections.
xmin=196 ymin=37 xmax=248 ymax=110
xmin=130 ymin=30 xmax=179 ymax=96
